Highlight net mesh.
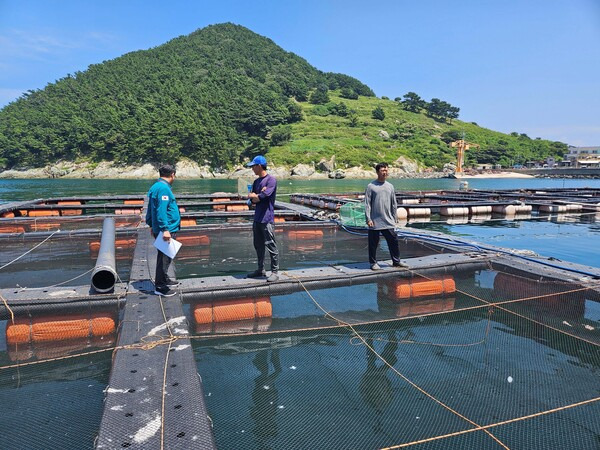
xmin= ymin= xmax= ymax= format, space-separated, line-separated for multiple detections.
xmin=188 ymin=265 xmax=600 ymax=449
xmin=339 ymin=202 xmax=367 ymax=227
xmin=0 ymin=221 xmax=599 ymax=448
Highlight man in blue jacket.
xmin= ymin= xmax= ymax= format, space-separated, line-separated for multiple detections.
xmin=246 ymin=155 xmax=279 ymax=282
xmin=146 ymin=164 xmax=181 ymax=296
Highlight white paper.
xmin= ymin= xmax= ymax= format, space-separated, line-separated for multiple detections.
xmin=153 ymin=232 xmax=182 ymax=258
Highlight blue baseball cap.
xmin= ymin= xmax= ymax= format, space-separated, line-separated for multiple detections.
xmin=247 ymin=155 xmax=267 ymax=167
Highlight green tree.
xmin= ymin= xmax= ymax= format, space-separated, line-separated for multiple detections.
xmin=372 ymin=106 xmax=385 ymax=121
xmin=309 ymin=84 xmax=330 ymax=104
xmin=402 ymin=92 xmax=426 ymax=113
xmin=340 ymin=87 xmax=359 ymax=100
xmin=270 ymin=125 xmax=292 ymax=146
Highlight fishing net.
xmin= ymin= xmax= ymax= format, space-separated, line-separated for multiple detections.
xmin=339 ymin=202 xmax=367 ymax=227
xmin=0 ymin=215 xmax=599 ymax=449
xmin=188 ymin=264 xmax=600 ymax=449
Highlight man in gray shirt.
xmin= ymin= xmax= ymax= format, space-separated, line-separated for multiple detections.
xmin=364 ymin=162 xmax=407 ymax=270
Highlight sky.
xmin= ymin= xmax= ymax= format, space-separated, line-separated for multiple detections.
xmin=1 ymin=0 xmax=599 ymax=146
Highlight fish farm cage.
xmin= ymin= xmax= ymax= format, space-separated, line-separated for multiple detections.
xmin=0 ymin=188 xmax=599 ymax=449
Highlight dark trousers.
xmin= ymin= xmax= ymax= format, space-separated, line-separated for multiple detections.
xmin=253 ymin=222 xmax=279 ymax=272
xmin=368 ymin=228 xmax=400 ymax=265
xmin=155 ymin=233 xmax=176 ymax=289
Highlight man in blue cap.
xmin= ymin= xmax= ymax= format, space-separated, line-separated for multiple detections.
xmin=246 ymin=155 xmax=279 ymax=282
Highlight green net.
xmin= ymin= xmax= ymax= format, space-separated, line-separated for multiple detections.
xmin=339 ymin=201 xmax=366 ymax=227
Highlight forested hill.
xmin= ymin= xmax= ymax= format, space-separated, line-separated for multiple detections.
xmin=0 ymin=23 xmax=566 ymax=172
xmin=0 ymin=23 xmax=373 ymax=169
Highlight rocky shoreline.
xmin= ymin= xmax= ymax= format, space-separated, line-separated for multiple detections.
xmin=0 ymin=158 xmax=448 ymax=180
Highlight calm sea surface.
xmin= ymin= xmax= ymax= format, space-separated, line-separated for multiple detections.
xmin=1 ymin=177 xmax=599 ymax=267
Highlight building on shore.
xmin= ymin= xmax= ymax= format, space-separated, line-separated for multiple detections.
xmin=561 ymin=146 xmax=600 ymax=168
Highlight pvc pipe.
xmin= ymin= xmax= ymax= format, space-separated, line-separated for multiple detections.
xmin=91 ymin=218 xmax=117 ymax=293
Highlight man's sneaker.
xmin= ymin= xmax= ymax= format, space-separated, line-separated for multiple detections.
xmin=393 ymin=261 xmax=409 ymax=268
xmin=247 ymin=269 xmax=266 ymax=279
xmin=370 ymin=263 xmax=381 ymax=271
xmin=166 ymin=280 xmax=179 ymax=288
xmin=267 ymin=272 xmax=279 ymax=282
xmin=154 ymin=288 xmax=178 ymax=297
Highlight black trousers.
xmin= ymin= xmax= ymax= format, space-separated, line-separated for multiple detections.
xmin=368 ymin=228 xmax=400 ymax=265
xmin=253 ymin=222 xmax=279 ymax=272
xmin=155 ymin=233 xmax=176 ymax=289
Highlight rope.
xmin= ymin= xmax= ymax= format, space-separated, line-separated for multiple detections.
xmin=0 ymin=229 xmax=60 ymax=271
xmin=383 ymin=396 xmax=600 ymax=448
xmin=405 ymin=267 xmax=600 ymax=348
xmin=286 ymin=272 xmax=510 ymax=449
xmin=15 ymin=267 xmax=95 ymax=291
xmin=0 ymin=292 xmax=15 ymax=324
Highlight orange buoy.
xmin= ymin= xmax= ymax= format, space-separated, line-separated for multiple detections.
xmin=177 ymin=235 xmax=210 ymax=246
xmin=180 ymin=218 xmax=197 ymax=227
xmin=287 ymin=229 xmax=324 ymax=240
xmin=274 ymin=217 xmax=286 ymax=223
xmin=387 ymin=276 xmax=455 ymax=300
xmin=0 ymin=225 xmax=25 ymax=234
xmin=212 ymin=192 xmax=229 ymax=210
xmin=6 ymin=313 xmax=116 ymax=344
xmin=193 ymin=297 xmax=272 ymax=324
xmin=58 ymin=201 xmax=83 ymax=216
xmin=123 ymin=199 xmax=144 ymax=205
xmin=226 ymin=204 xmax=249 ymax=212
xmin=89 ymin=238 xmax=137 ymax=252
xmin=28 ymin=210 xmax=60 ymax=217
xmin=115 ymin=208 xmax=141 ymax=215
xmin=0 ymin=211 xmax=15 ymax=218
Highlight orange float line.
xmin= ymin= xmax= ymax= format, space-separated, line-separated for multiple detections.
xmin=6 ymin=313 xmax=117 ymax=344
xmin=226 ymin=204 xmax=249 ymax=212
xmin=28 ymin=210 xmax=60 ymax=217
xmin=58 ymin=200 xmax=83 ymax=216
xmin=0 ymin=226 xmax=26 ymax=234
xmin=193 ymin=297 xmax=272 ymax=324
xmin=287 ymin=229 xmax=324 ymax=240
xmin=89 ymin=238 xmax=137 ymax=252
xmin=177 ymin=235 xmax=210 ymax=246
xmin=180 ymin=218 xmax=197 ymax=227
xmin=391 ymin=277 xmax=456 ymax=300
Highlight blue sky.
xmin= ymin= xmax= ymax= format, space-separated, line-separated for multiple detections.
xmin=1 ymin=0 xmax=599 ymax=145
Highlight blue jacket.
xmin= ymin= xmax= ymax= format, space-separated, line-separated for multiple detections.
xmin=145 ymin=178 xmax=181 ymax=235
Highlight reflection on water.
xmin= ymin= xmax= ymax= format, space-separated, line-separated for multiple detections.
xmin=251 ymin=349 xmax=282 ymax=443
xmin=359 ymin=332 xmax=398 ymax=423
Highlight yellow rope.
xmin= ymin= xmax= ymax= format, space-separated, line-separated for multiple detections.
xmin=383 ymin=396 xmax=600 ymax=448
xmin=406 ymin=267 xmax=600 ymax=347
xmin=0 ymin=292 xmax=14 ymax=324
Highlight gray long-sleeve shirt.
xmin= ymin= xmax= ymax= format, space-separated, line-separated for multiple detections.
xmin=364 ymin=180 xmax=397 ymax=230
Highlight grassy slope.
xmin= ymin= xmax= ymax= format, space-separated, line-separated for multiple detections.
xmin=267 ymin=91 xmax=563 ymax=170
